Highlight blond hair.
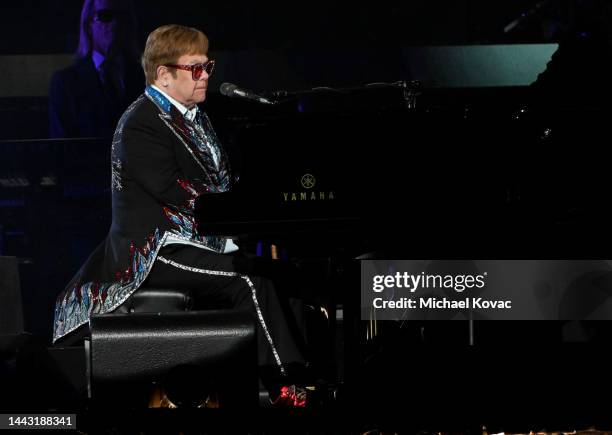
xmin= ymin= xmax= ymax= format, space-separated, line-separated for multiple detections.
xmin=142 ymin=24 xmax=209 ymax=84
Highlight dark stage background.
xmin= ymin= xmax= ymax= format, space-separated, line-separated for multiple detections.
xmin=0 ymin=0 xmax=605 ymax=345
xmin=3 ymin=1 xmax=612 ymax=429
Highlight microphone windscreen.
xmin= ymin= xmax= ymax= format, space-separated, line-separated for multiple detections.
xmin=219 ymin=82 xmax=238 ymax=96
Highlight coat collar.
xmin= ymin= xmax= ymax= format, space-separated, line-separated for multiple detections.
xmin=149 ymin=84 xmax=199 ymax=122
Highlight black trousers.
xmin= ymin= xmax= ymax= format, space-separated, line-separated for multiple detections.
xmin=144 ymin=244 xmax=305 ymax=376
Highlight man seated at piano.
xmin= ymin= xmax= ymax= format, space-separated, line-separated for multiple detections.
xmin=52 ymin=24 xmax=309 ymax=406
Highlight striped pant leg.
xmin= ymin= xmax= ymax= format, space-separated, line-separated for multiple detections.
xmin=144 ymin=245 xmax=305 ymax=375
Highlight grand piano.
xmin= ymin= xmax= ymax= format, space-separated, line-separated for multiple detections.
xmin=195 ymin=84 xmax=612 ymax=424
xmin=197 ymin=83 xmax=612 ymax=258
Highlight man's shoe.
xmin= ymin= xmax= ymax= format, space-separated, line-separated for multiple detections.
xmin=271 ymin=384 xmax=308 ymax=407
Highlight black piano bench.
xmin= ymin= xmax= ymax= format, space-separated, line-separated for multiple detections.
xmin=87 ymin=287 xmax=258 ymax=409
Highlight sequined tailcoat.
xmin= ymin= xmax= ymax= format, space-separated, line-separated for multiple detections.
xmin=53 ymin=86 xmax=232 ymax=343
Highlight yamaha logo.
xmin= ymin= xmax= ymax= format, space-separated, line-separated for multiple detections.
xmin=282 ymin=173 xmax=335 ymax=202
xmin=301 ymin=174 xmax=316 ymax=189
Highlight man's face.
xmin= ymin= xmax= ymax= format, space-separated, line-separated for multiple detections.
xmin=164 ymin=53 xmax=210 ymax=108
xmin=90 ymin=0 xmax=130 ymax=58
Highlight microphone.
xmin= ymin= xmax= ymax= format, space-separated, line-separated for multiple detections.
xmin=219 ymin=82 xmax=275 ymax=105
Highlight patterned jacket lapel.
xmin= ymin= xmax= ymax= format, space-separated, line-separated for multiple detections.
xmin=145 ymin=86 xmax=229 ymax=188
xmin=167 ymin=105 xmax=219 ymax=175
xmin=197 ymin=111 xmax=232 ymax=189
